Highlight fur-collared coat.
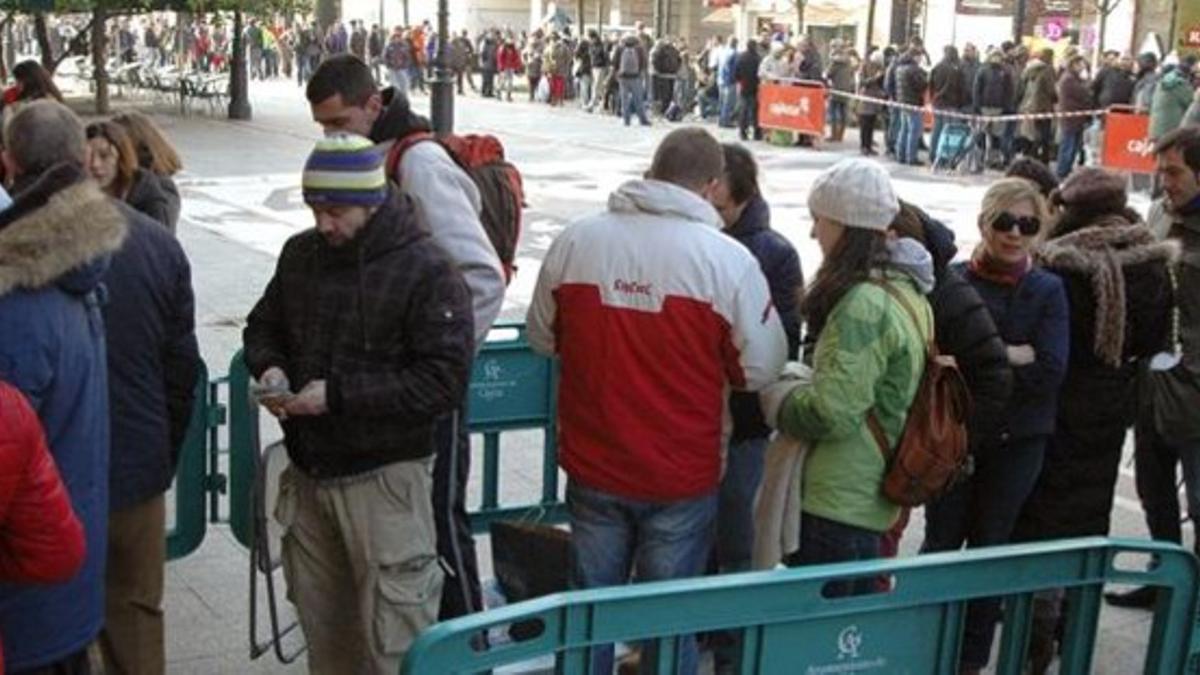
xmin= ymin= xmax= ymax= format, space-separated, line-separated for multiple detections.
xmin=1015 ymin=215 xmax=1176 ymax=542
xmin=0 ymin=163 xmax=126 ymax=670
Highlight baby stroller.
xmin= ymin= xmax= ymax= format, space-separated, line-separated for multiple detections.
xmin=932 ymin=121 xmax=974 ymax=173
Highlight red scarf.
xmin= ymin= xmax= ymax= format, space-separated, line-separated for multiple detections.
xmin=969 ymin=245 xmax=1031 ymax=286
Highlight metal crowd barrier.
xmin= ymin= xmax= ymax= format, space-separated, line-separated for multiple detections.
xmin=401 ymin=538 xmax=1200 ymax=675
xmin=165 ymin=322 xmax=565 ymax=561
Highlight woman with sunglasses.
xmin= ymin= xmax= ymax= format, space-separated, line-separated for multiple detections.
xmin=1012 ymin=168 xmax=1175 ymax=668
xmin=949 ymin=178 xmax=1069 ymax=675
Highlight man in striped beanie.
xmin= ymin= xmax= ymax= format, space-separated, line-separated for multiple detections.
xmin=243 ymin=132 xmax=475 ymax=672
xmin=301 ymin=133 xmax=389 ymax=246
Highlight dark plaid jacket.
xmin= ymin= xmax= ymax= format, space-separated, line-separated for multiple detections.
xmin=243 ymin=190 xmax=474 ymax=478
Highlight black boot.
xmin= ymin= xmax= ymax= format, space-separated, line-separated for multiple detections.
xmin=1104 ymin=585 xmax=1157 ymax=609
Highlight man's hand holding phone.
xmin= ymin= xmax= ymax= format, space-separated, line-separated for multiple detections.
xmin=253 ymin=367 xmax=294 ymax=419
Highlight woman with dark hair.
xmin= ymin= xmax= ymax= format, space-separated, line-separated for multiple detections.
xmin=1005 ymin=156 xmax=1059 ymax=199
xmin=1014 ymin=168 xmax=1175 ymax=669
xmin=952 ymin=178 xmax=1070 ymax=675
xmin=708 ymin=143 xmax=803 ymax=576
xmin=112 ymin=111 xmax=183 ymax=231
xmin=760 ymin=158 xmax=933 ymax=597
xmin=87 ymin=121 xmax=174 ymax=231
xmin=2 ymin=60 xmax=64 ymax=107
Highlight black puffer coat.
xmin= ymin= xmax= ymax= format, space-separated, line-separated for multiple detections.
xmin=917 ymin=209 xmax=1013 ymax=451
xmin=1015 ymin=210 xmax=1175 ymax=541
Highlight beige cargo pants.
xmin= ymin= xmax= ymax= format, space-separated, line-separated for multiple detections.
xmin=275 ymin=458 xmax=443 ymax=675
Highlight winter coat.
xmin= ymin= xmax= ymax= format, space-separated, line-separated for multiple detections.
xmin=0 ymin=164 xmax=124 ymax=671
xmin=777 ymin=243 xmax=934 ymax=533
xmin=759 ymin=52 xmax=790 ymax=81
xmin=930 ymin=58 xmax=966 ymax=109
xmin=1142 ymin=198 xmax=1200 ymax=441
xmin=1150 ymin=68 xmax=1196 ymax=139
xmin=917 ymin=211 xmax=1013 ymax=453
xmin=725 ymin=195 xmax=804 ymax=443
xmin=734 ymin=47 xmax=762 ymax=95
xmin=960 ymin=56 xmax=980 ymax=108
xmin=857 ymin=62 xmax=886 ymax=115
xmin=795 ymin=46 xmax=822 ymax=82
xmin=126 ymin=168 xmax=174 ymax=233
xmin=384 ymin=38 xmax=413 ymax=71
xmin=0 ymin=381 xmax=86 ymax=675
xmin=613 ymin=36 xmax=646 ymax=79
xmin=1133 ymin=69 xmax=1159 ymax=112
xmin=479 ymin=37 xmax=499 ymax=72
xmin=1057 ymin=69 xmax=1094 ymax=134
xmin=243 ymin=189 xmax=475 ymax=480
xmin=1187 ymin=91 xmax=1200 ymax=128
xmin=103 ymin=205 xmax=199 ymax=512
xmin=651 ymin=41 xmax=681 ymax=76
xmin=368 ymin=88 xmax=504 ymax=347
xmin=973 ymin=61 xmax=1014 ymax=112
xmin=955 ymin=263 xmax=1069 ymax=442
xmin=1017 ymin=58 xmax=1057 ymax=114
xmin=450 ymin=36 xmax=474 ymax=71
xmin=1091 ymin=66 xmax=1135 ymax=108
xmin=526 ymin=179 xmax=788 ymax=502
xmin=826 ymin=54 xmax=856 ymax=93
xmin=589 ymin=39 xmax=610 ymax=69
xmin=1016 ymin=216 xmax=1176 ymax=541
xmin=574 ymin=40 xmax=592 ymax=76
xmin=498 ymin=44 xmax=522 ymax=72
xmin=525 ymin=42 xmax=544 ymax=79
xmin=547 ymin=41 xmax=572 ymax=77
xmin=896 ymin=56 xmax=929 ymax=106
xmin=719 ymin=47 xmax=738 ymax=86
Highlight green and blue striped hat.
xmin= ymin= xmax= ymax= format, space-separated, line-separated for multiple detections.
xmin=301 ymin=134 xmax=388 ymax=208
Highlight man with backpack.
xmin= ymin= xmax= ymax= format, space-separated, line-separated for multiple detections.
xmin=650 ymin=36 xmax=681 ymax=116
xmin=614 ymin=33 xmax=650 ymax=126
xmin=306 ymin=55 xmax=506 ymax=622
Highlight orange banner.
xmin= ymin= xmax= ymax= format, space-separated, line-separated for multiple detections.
xmin=1102 ymin=107 xmax=1155 ymax=174
xmin=758 ymin=81 xmax=826 ymax=137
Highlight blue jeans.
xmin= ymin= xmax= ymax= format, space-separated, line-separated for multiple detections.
xmin=717 ymin=437 xmax=769 ymax=572
xmin=827 ymin=98 xmax=847 ymax=126
xmin=620 ymin=77 xmax=649 ymax=126
xmin=1056 ymin=129 xmax=1083 ymax=178
xmin=787 ymin=513 xmax=881 ymax=597
xmin=923 ymin=436 xmax=1047 ymax=669
xmin=568 ymin=480 xmax=717 ymax=675
xmin=887 ymin=106 xmax=902 ymax=155
xmin=930 ymin=112 xmax=951 ymax=163
xmin=899 ymin=109 xmax=923 ymax=164
xmin=719 ymin=83 xmax=736 ymax=127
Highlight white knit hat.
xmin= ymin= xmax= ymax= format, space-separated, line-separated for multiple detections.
xmin=807 ymin=158 xmax=900 ymax=231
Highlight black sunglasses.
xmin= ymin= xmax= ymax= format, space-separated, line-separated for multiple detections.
xmin=991 ymin=212 xmax=1041 ymax=236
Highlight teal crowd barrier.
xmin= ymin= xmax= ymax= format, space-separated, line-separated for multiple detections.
xmin=401 ymin=538 xmax=1200 ymax=675
xmin=166 ymin=362 xmax=213 ymax=560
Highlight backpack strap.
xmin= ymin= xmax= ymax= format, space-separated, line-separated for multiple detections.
xmin=864 ymin=278 xmax=933 ymax=461
xmin=384 ymin=131 xmax=437 ymax=181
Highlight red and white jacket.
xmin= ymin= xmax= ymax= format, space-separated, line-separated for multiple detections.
xmin=527 ymin=180 xmax=787 ymax=501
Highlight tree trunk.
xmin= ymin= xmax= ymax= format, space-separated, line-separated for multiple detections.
xmin=578 ymin=0 xmax=585 ymax=36
xmin=796 ymin=0 xmax=806 ymax=34
xmin=34 ymin=12 xmax=54 ymax=72
xmin=93 ymin=7 xmax=109 ymax=115
xmin=316 ymin=0 xmax=340 ymax=35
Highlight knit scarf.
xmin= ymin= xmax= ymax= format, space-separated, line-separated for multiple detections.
xmin=969 ymin=245 xmax=1031 ymax=286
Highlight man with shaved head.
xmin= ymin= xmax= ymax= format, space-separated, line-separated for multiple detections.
xmin=527 ymin=127 xmax=787 ymax=674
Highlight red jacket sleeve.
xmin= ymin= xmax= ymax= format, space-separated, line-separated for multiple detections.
xmin=0 ymin=382 xmax=86 ymax=584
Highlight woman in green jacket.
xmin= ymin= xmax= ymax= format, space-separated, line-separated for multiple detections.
xmin=1149 ymin=65 xmax=1196 ymax=140
xmin=762 ymin=158 xmax=934 ymax=597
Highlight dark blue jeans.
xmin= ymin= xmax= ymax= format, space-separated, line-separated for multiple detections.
xmin=788 ymin=513 xmax=882 ymax=597
xmin=899 ymin=109 xmax=924 ymax=164
xmin=717 ymin=437 xmax=769 ymax=572
xmin=923 ymin=435 xmax=1048 ymax=669
xmin=1057 ymin=129 xmax=1083 ymax=178
xmin=568 ymin=480 xmax=717 ymax=675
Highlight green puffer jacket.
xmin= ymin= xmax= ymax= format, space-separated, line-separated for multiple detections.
xmin=778 ymin=273 xmax=932 ymax=533
xmin=1149 ymin=69 xmax=1195 ymax=140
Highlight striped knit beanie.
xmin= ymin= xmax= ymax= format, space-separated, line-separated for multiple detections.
xmin=302 ymin=134 xmax=388 ymax=208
